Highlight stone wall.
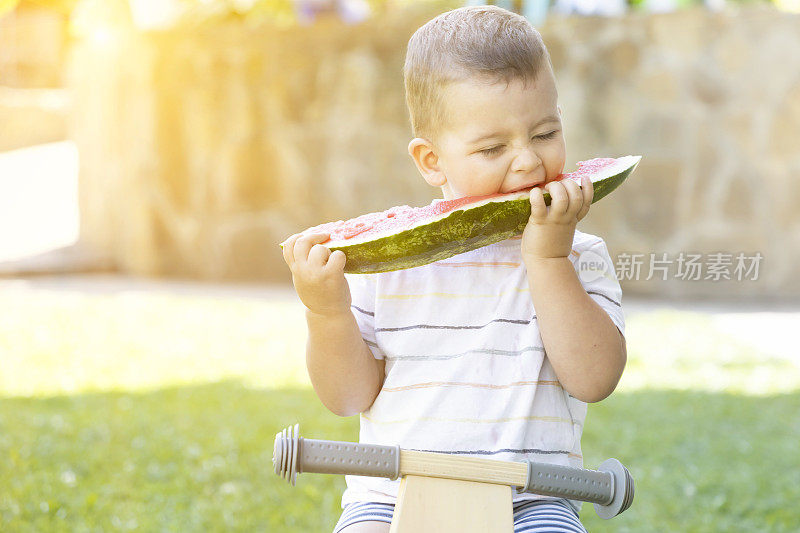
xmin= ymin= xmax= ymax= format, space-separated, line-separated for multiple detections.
xmin=69 ymin=6 xmax=800 ymax=298
xmin=0 ymin=7 xmax=70 ymax=150
xmin=0 ymin=6 xmax=67 ymax=88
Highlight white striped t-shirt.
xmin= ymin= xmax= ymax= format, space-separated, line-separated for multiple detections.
xmin=340 ymin=229 xmax=625 ymax=514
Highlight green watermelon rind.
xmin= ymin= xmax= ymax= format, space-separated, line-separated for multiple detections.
xmin=286 ymin=156 xmax=640 ymax=274
xmin=333 ymin=198 xmax=530 ymax=273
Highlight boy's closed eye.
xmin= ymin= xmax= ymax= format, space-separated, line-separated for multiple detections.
xmin=478 ymin=130 xmax=560 ymax=156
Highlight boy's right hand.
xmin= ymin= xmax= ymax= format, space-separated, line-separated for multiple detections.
xmin=281 ymin=233 xmax=351 ymax=317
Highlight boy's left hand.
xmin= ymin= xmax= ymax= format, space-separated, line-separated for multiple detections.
xmin=521 ymin=174 xmax=593 ymax=260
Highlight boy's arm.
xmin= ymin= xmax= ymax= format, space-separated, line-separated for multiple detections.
xmin=282 ymin=231 xmax=384 ymax=417
xmin=521 ymin=175 xmax=625 ymax=403
xmin=524 ymin=257 xmax=626 ymax=403
xmin=305 ymin=309 xmax=385 ymax=417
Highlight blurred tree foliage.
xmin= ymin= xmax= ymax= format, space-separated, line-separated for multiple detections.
xmin=0 ymin=0 xmax=782 ymax=26
xmin=173 ymin=0 xmax=461 ymax=26
xmin=0 ymin=0 xmax=460 ymax=26
xmin=1 ymin=0 xmax=79 ymax=16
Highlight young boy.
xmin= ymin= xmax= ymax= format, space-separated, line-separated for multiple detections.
xmin=281 ymin=6 xmax=626 ymax=532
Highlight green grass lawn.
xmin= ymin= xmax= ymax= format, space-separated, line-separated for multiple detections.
xmin=1 ymin=283 xmax=798 ymax=532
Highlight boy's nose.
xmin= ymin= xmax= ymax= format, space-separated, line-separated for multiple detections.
xmin=511 ymin=147 xmax=542 ymax=173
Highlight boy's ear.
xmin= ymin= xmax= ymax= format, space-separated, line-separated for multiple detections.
xmin=408 ymin=138 xmax=446 ymax=188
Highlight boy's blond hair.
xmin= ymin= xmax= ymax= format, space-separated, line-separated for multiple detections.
xmin=404 ymin=5 xmax=551 ymax=142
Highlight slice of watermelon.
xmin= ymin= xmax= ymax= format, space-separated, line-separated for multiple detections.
xmin=283 ymin=155 xmax=641 ymax=274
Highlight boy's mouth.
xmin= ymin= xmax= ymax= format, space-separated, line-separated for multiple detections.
xmin=506 ymin=175 xmax=564 ymax=194
xmin=506 ymin=183 xmax=543 ymax=194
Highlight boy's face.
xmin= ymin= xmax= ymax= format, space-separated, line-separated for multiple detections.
xmin=409 ymin=66 xmax=566 ymax=200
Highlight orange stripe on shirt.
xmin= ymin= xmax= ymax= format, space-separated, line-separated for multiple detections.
xmin=382 ymin=380 xmax=561 ymax=392
xmin=361 ymin=413 xmax=577 ymax=426
xmin=379 ymin=288 xmax=530 ymax=299
xmin=435 ymin=252 xmax=579 ymax=266
xmin=435 ymin=261 xmax=521 ymax=268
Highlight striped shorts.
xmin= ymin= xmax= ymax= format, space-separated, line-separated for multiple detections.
xmin=333 ymin=498 xmax=587 ymax=532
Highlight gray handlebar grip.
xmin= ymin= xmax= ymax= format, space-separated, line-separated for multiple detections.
xmin=273 ymin=424 xmax=400 ymax=485
xmin=517 ymin=461 xmax=613 ymax=503
xmin=274 ymin=425 xmax=633 ymax=518
xmin=517 ymin=458 xmax=634 ymax=519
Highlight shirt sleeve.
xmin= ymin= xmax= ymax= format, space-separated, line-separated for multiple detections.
xmin=344 ymin=272 xmax=386 ymax=360
xmin=573 ymin=237 xmax=625 ymax=338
